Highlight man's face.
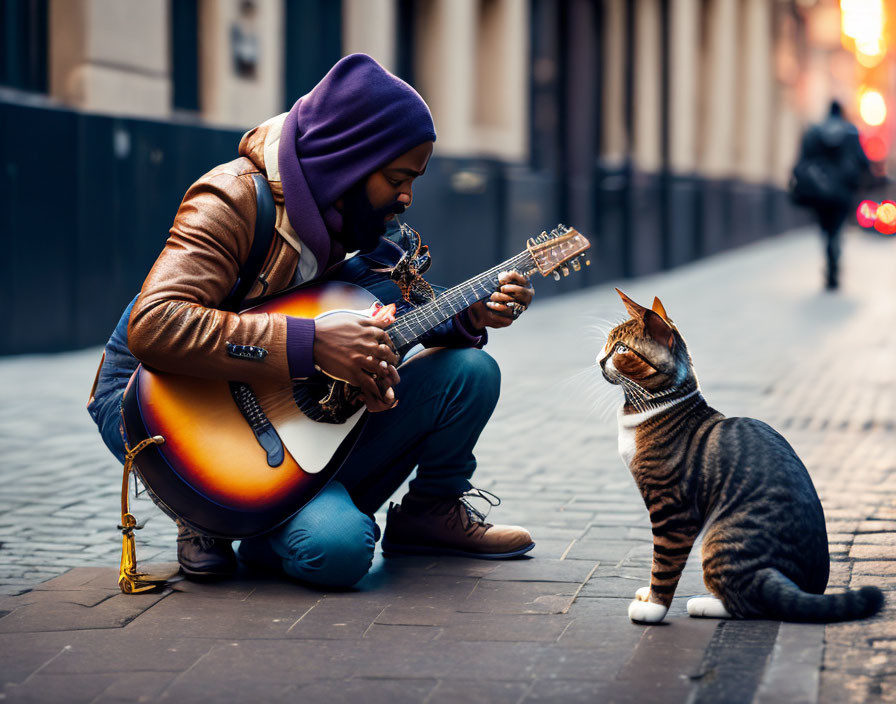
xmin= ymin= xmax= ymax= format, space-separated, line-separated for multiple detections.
xmin=337 ymin=141 xmax=433 ymax=253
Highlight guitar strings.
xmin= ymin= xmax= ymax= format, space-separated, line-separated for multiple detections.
xmin=388 ymin=250 xmax=534 ymax=345
xmin=392 ymin=251 xmax=531 ymax=331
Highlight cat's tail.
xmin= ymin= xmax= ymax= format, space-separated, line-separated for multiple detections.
xmin=752 ymin=567 xmax=884 ymax=623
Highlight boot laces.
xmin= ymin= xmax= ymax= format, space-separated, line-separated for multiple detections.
xmin=452 ymin=488 xmax=502 ymax=532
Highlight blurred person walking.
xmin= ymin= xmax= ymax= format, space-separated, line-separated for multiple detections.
xmin=789 ymin=100 xmax=871 ymax=290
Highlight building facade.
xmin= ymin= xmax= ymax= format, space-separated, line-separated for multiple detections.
xmin=0 ymin=0 xmax=875 ymax=353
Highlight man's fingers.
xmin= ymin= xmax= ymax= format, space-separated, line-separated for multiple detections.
xmin=362 ymin=338 xmax=398 ymax=364
xmin=498 ymin=271 xmax=532 ymax=287
xmin=499 ymin=284 xmax=534 ymax=304
xmin=377 ymin=342 xmax=399 ymax=366
xmin=481 ymin=308 xmax=513 ymax=326
xmin=362 ymin=316 xmax=390 ymax=329
xmin=356 ymin=373 xmax=387 ymax=403
xmin=379 ymin=362 xmax=400 ymax=386
xmin=368 ymin=359 xmax=400 ymax=387
xmin=498 ymin=283 xmax=531 ymax=295
xmin=489 ymin=291 xmax=516 ymax=304
xmin=485 ymin=301 xmax=516 ymax=318
xmin=360 ymin=355 xmax=384 ymax=377
xmin=360 ymin=391 xmax=391 ymax=413
xmin=359 ymin=379 xmax=397 ymax=413
xmin=497 ymin=270 xmax=525 ymax=283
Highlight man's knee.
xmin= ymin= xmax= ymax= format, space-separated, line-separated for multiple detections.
xmin=448 ymin=348 xmax=501 ymax=405
xmin=280 ymin=513 xmax=376 ymax=588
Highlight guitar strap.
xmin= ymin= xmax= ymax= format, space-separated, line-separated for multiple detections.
xmin=221 ymin=173 xmax=276 ymax=312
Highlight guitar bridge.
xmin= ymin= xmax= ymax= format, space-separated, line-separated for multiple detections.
xmin=229 ymin=382 xmax=284 ymax=467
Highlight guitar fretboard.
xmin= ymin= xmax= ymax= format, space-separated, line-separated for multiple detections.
xmin=386 ymin=249 xmax=536 ymax=350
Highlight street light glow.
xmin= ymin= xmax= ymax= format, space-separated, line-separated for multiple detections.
xmin=841 ymin=0 xmax=885 ymax=44
xmin=841 ymin=0 xmax=887 ymax=65
xmin=859 ymin=88 xmax=887 ymax=125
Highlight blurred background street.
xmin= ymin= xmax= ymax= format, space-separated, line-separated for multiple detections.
xmin=2 ymin=0 xmax=896 ymax=702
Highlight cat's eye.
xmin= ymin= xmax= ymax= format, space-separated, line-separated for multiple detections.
xmin=615 ymin=344 xmax=628 ymax=354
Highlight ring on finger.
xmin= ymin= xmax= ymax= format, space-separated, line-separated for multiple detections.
xmin=507 ymin=301 xmax=526 ymax=319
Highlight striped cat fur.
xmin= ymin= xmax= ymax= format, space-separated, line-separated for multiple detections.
xmin=598 ymin=289 xmax=884 ymax=624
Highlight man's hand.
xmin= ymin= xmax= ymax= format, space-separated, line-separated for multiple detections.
xmin=312 ymin=313 xmax=400 ymax=412
xmin=468 ymin=271 xmax=534 ymax=330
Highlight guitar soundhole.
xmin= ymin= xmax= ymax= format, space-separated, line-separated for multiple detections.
xmin=292 ymin=377 xmax=363 ymax=424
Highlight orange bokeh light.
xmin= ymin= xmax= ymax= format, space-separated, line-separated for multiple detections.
xmin=859 ymin=88 xmax=887 ymax=126
xmin=841 ymin=1 xmax=888 ymax=67
xmin=873 ymin=201 xmax=896 ymax=234
xmin=841 ymin=1 xmax=885 ymax=43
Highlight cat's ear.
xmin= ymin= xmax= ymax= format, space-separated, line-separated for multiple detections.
xmin=616 ymin=288 xmax=648 ymax=319
xmin=652 ymin=297 xmax=671 ymax=323
xmin=644 ymin=309 xmax=675 ymax=350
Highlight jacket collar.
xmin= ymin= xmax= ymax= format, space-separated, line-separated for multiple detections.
xmin=239 ymin=114 xmax=320 ymax=281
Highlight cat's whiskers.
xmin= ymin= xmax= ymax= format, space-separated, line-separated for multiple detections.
xmin=558 ymin=364 xmax=623 ymax=423
xmin=589 ymin=384 xmax=623 ymax=422
xmin=559 ymin=366 xmax=612 ymax=408
xmin=582 ymin=315 xmax=626 ymax=346
xmin=618 ymin=376 xmax=650 ymax=414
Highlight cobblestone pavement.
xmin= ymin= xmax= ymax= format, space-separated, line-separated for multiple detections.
xmin=0 ymin=226 xmax=894 ymax=702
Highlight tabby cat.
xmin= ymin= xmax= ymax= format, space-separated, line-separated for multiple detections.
xmin=598 ymin=289 xmax=884 ymax=624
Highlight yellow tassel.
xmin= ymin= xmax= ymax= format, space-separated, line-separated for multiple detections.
xmin=118 ymin=435 xmax=170 ymax=594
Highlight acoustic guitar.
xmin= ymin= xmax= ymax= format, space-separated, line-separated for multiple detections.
xmin=121 ymin=225 xmax=590 ymax=538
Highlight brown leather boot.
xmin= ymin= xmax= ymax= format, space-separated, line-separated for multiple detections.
xmin=382 ymin=488 xmax=535 ymax=559
xmin=176 ymin=520 xmax=238 ymax=578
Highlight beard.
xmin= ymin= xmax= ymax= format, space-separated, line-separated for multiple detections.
xmin=337 ymin=180 xmax=406 ymax=253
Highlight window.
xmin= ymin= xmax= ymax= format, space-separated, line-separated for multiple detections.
xmin=0 ymin=0 xmax=48 ymax=93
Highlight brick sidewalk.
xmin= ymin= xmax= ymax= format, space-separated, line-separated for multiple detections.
xmin=0 ymin=226 xmax=894 ymax=702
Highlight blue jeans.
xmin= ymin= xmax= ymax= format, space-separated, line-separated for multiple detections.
xmin=88 ymin=302 xmax=501 ymax=589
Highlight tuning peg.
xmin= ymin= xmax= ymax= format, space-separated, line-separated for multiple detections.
xmin=571 ymin=259 xmax=581 ymax=272
xmin=585 ymin=259 xmax=591 ymax=266
xmin=552 ymin=271 xmax=561 ymax=281
xmin=561 ymin=266 xmax=570 ymax=277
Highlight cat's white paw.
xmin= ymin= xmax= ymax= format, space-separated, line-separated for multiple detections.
xmin=635 ymin=586 xmax=651 ymax=602
xmin=687 ymin=596 xmax=732 ymax=619
xmin=628 ymin=598 xmax=668 ymax=623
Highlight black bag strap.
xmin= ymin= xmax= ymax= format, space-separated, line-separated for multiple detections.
xmin=221 ymin=173 xmax=276 ymax=312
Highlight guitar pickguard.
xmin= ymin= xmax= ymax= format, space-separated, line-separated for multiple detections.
xmin=270 ymin=403 xmax=366 ymax=475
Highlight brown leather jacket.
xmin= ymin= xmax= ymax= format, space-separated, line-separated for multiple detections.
xmin=128 ymin=118 xmax=310 ymax=383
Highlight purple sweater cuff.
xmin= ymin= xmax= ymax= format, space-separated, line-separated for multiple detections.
xmin=286 ymin=317 xmax=316 ymax=378
xmin=454 ymin=311 xmax=485 ymax=347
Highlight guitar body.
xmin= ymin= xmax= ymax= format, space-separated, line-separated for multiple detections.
xmin=121 ymin=281 xmax=377 ymax=539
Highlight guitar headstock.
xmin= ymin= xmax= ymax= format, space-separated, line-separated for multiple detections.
xmin=527 ymin=225 xmax=591 ymax=279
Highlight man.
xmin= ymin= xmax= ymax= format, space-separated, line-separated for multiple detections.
xmin=790 ymin=100 xmax=870 ymax=290
xmin=87 ymin=54 xmax=535 ymax=588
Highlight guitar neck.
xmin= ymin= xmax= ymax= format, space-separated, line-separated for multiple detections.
xmin=386 ymin=249 xmax=537 ymax=349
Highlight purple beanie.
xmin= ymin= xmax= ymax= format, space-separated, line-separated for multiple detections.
xmin=278 ymin=54 xmax=436 ymax=273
